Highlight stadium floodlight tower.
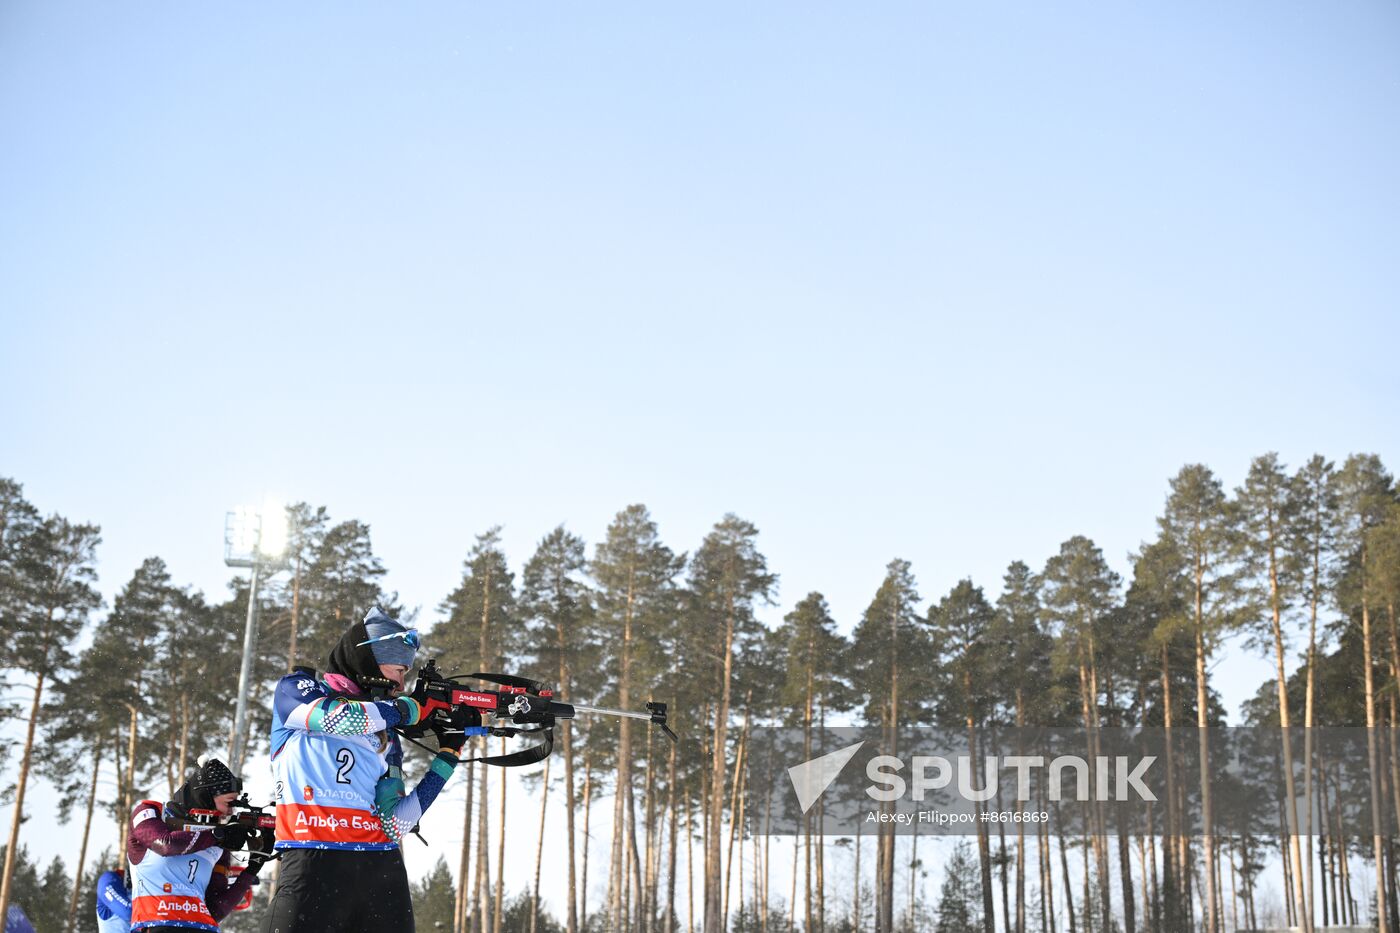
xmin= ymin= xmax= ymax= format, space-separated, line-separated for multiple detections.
xmin=224 ymin=504 xmax=288 ymax=773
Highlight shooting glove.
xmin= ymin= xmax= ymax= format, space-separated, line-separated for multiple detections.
xmin=212 ymin=824 xmax=250 ymax=852
xmin=245 ymin=829 xmax=277 ymax=874
xmin=252 ymin=826 xmax=276 ymax=855
xmin=245 ymin=850 xmax=269 ymax=876
xmin=433 ymin=722 xmax=467 ymax=754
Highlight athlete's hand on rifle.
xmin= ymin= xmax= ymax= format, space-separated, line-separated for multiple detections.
xmin=409 ymin=676 xmax=454 ymax=719
xmin=223 ymin=795 xmax=276 ymax=855
xmin=433 ymin=720 xmax=467 ymax=754
xmin=244 ymin=827 xmax=277 ymax=874
xmin=213 ymin=824 xmax=250 ymax=852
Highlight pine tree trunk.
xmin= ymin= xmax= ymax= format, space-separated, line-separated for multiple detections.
xmin=1039 ymin=773 xmax=1055 ymax=933
xmin=165 ymin=719 xmax=177 ymax=798
xmin=1140 ymin=827 xmax=1154 ymax=933
xmin=1362 ymin=547 xmax=1390 ymax=933
xmin=1245 ymin=832 xmax=1259 ymax=928
xmin=1338 ymin=770 xmax=1356 ymax=926
xmin=705 ymin=584 xmax=738 ymax=933
xmin=474 ymin=558 xmax=494 ymax=933
xmin=113 ymin=723 xmax=127 ymax=851
xmin=1318 ymin=794 xmax=1330 ymax=927
xmin=969 ymin=682 xmax=994 ymax=933
xmin=1266 ymin=521 xmax=1313 ymax=933
xmin=817 ymin=705 xmax=827 ymax=933
xmin=1193 ymin=549 xmax=1220 ymax=933
xmin=909 ymin=813 xmax=919 ymax=931
xmin=287 ymin=551 xmax=302 ymax=672
xmin=880 ymin=596 xmax=902 ymax=933
xmin=1080 ymin=819 xmax=1091 ymax=933
xmin=118 ymin=702 xmax=139 ymax=856
xmin=723 ymin=709 xmax=751 ymax=925
xmin=456 ymin=759 xmax=475 ymax=933
xmin=645 ymin=736 xmax=661 ymax=933
xmin=686 ymin=787 xmax=696 ymax=933
xmin=1081 ymin=641 xmax=1112 ymax=933
xmin=64 ymin=747 xmax=102 ymax=933
xmin=853 ymin=818 xmax=862 ymax=933
xmin=996 ymin=776 xmax=1010 ymax=933
xmin=626 ymin=764 xmax=644 ymax=933
xmin=1103 ymin=674 xmax=1135 ymax=933
xmin=788 ymin=832 xmax=799 ymax=933
xmin=560 ymin=676 xmax=579 ymax=933
xmin=1116 ymin=807 xmax=1136 ymax=933
xmin=1141 ymin=692 xmax=1160 ymax=933
xmin=1305 ymin=526 xmax=1323 ymax=929
xmin=473 ymin=755 xmax=490 ymax=933
xmin=608 ymin=761 xmax=625 ymax=931
xmin=737 ymin=764 xmax=747 ymax=930
xmin=752 ymin=802 xmax=763 ymax=933
xmin=802 ymin=646 xmax=815 ymax=933
xmin=494 ymin=743 xmax=507 ymax=933
xmin=760 ymin=752 xmax=773 ymax=933
xmin=582 ymin=748 xmax=595 ymax=933
xmin=664 ymin=744 xmax=680 ymax=933
xmin=0 ymin=669 xmax=47 ymax=922
xmin=1229 ymin=839 xmax=1240 ymax=931
xmin=531 ymin=754 xmax=551 ymax=933
xmin=177 ymin=692 xmax=191 ymax=789
xmin=1015 ymin=694 xmax=1027 ymax=933
xmin=562 ymin=724 xmax=579 ymax=933
xmin=634 ymin=734 xmax=655 ymax=933
xmin=613 ymin=566 xmax=638 ymax=933
xmin=1054 ymin=795 xmax=1076 ymax=933
xmin=1327 ymin=750 xmax=1349 ymax=918
xmin=1386 ymin=601 xmax=1400 ymax=842
xmin=1161 ymin=644 xmax=1182 ymax=932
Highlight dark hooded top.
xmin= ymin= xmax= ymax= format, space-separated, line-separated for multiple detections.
xmin=326 ymin=619 xmax=394 ymax=697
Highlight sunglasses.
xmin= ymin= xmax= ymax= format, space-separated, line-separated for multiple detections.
xmin=357 ymin=628 xmax=422 ymax=650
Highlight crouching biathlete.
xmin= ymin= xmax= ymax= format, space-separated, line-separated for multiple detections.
xmin=126 ymin=756 xmax=270 ymax=932
xmin=261 ymin=607 xmax=462 ymax=933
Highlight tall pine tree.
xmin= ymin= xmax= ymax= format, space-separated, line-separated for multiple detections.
xmin=0 ymin=484 xmax=100 ymax=924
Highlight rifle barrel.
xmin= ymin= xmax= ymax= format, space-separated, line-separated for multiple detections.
xmin=567 ymin=703 xmax=654 ymax=722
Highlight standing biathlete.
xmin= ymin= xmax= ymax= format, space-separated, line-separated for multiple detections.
xmin=126 ymin=756 xmax=270 ymax=932
xmin=261 ymin=607 xmax=463 ymax=933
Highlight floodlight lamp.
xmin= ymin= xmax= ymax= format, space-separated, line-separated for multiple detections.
xmin=257 ymin=502 xmax=288 ymax=559
xmin=225 ymin=507 xmax=261 ymax=563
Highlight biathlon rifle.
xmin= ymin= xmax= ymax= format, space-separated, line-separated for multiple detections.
xmin=396 ymin=658 xmax=677 ymax=767
xmin=226 ymin=794 xmax=276 ymax=833
xmin=215 ymin=790 xmax=278 ymax=857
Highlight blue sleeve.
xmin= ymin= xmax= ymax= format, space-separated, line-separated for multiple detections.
xmin=96 ymin=872 xmax=132 ymax=921
xmin=272 ymin=674 xmax=418 ymax=739
xmin=373 ymin=734 xmax=458 ymax=842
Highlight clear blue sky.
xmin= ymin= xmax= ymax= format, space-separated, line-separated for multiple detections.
xmin=2 ymin=0 xmax=1398 ymax=897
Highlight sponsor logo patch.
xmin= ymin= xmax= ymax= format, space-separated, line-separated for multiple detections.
xmin=451 ymin=689 xmax=498 ymax=709
xmin=133 ymin=808 xmax=156 ymax=826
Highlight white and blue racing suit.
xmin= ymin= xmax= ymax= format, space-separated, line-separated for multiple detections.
xmin=268 ymin=671 xmax=458 ymax=849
